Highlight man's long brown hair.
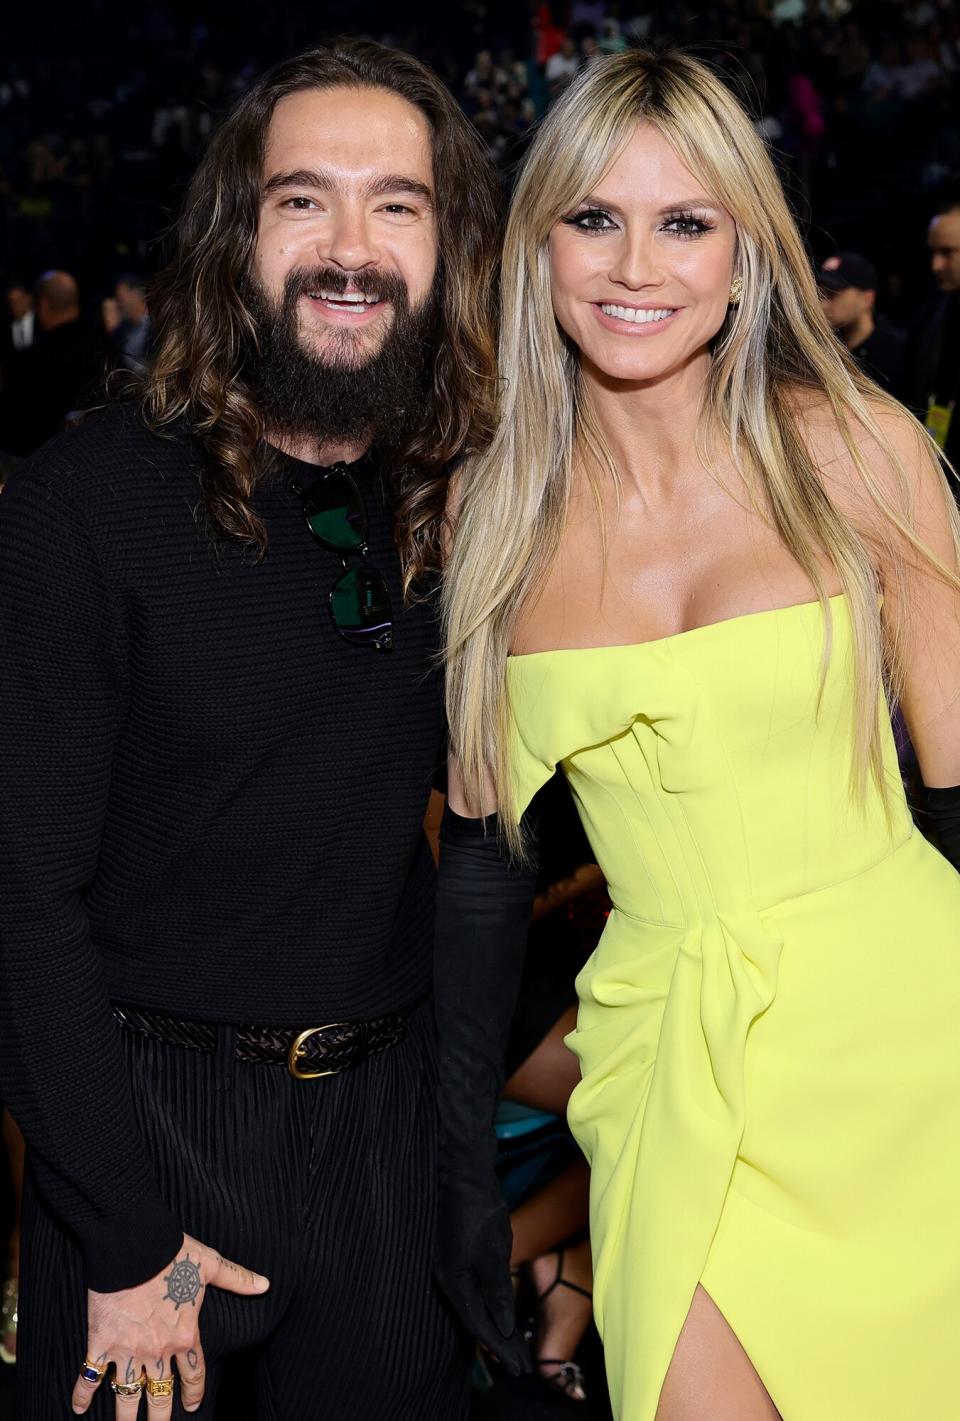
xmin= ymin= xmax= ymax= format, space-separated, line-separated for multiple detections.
xmin=143 ymin=41 xmax=501 ymax=589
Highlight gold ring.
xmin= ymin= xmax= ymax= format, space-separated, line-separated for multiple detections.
xmin=111 ymin=1377 xmax=145 ymax=1397
xmin=80 ymin=1358 xmax=107 ymax=1383
xmin=145 ymin=1376 xmax=175 ymax=1398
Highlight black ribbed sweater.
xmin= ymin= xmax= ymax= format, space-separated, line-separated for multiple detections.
xmin=0 ymin=402 xmax=443 ymax=1290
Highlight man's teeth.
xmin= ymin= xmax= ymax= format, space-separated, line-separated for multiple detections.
xmin=600 ymin=305 xmax=675 ymax=324
xmin=306 ymin=290 xmax=380 ymax=304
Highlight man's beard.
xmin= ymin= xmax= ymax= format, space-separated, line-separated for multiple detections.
xmin=243 ymin=264 xmax=440 ymax=449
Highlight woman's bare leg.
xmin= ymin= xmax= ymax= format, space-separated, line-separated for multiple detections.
xmin=503 ymin=1004 xmax=580 ymax=1115
xmin=655 ymin=1285 xmax=781 ymax=1421
xmin=504 ymin=1004 xmax=586 ymax=1267
xmin=503 ymin=1006 xmax=593 ymax=1393
xmin=509 ymin=1156 xmax=589 ymax=1266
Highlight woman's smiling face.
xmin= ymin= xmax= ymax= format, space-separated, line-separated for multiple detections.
xmin=548 ymin=122 xmax=738 ymax=384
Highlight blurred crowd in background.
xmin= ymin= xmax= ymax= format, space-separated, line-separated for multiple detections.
xmin=2 ymin=0 xmax=960 ymax=465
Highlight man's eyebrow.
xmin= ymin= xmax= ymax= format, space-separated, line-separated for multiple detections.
xmin=262 ymin=168 xmax=334 ymax=196
xmin=363 ymin=174 xmax=434 ymax=206
xmin=261 ymin=169 xmax=433 ymax=206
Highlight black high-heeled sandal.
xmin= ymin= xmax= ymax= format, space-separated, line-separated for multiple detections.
xmin=532 ymin=1248 xmax=593 ymax=1404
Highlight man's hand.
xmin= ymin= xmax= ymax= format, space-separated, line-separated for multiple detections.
xmin=71 ymin=1235 xmax=269 ymax=1417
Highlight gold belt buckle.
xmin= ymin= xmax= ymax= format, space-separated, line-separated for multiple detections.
xmin=287 ymin=1023 xmax=349 ymax=1080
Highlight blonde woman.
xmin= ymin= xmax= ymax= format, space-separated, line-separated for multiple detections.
xmin=433 ymin=47 xmax=960 ymax=1421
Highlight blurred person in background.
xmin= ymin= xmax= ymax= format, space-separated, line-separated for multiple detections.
xmin=102 ymin=274 xmax=153 ymax=375
xmin=908 ymin=191 xmax=960 ymax=469
xmin=4 ymin=282 xmax=35 ymax=356
xmin=546 ymin=38 xmax=581 ymax=93
xmin=0 ymin=270 xmax=106 ymax=455
xmin=819 ymin=252 xmax=906 ymax=396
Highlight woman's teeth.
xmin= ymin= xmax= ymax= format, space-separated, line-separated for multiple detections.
xmin=600 ymin=305 xmax=675 ymax=324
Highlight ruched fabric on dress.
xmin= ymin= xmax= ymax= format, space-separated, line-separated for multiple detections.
xmin=507 ymin=595 xmax=960 ymax=1419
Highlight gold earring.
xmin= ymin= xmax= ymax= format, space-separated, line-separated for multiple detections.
xmin=729 ymin=276 xmax=743 ymax=305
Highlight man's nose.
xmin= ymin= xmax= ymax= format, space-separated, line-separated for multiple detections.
xmin=322 ymin=205 xmax=378 ymax=272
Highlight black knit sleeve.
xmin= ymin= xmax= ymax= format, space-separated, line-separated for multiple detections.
xmin=0 ymin=468 xmax=184 ymax=1291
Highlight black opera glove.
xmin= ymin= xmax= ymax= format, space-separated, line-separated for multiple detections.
xmin=434 ymin=805 xmax=538 ymax=1376
xmin=917 ymin=782 xmax=960 ymax=873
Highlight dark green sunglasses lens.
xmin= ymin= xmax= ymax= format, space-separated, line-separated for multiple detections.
xmin=304 ymin=473 xmax=366 ymax=550
xmin=330 ymin=566 xmax=393 ymax=650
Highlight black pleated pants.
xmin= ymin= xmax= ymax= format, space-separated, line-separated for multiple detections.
xmin=18 ymin=1000 xmax=472 ymax=1420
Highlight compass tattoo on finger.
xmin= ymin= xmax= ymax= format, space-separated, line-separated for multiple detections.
xmin=163 ymin=1253 xmax=204 ymax=1310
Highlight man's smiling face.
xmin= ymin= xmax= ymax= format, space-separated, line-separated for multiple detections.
xmin=252 ymin=84 xmax=439 ymax=368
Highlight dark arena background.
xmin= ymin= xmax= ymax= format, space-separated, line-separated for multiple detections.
xmin=1 ymin=0 xmax=957 ymax=1416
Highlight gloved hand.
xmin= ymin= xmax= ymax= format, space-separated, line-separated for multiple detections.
xmin=916 ymin=781 xmax=960 ymax=871
xmin=434 ymin=1171 xmax=528 ymax=1371
xmin=433 ymin=806 xmax=538 ymax=1375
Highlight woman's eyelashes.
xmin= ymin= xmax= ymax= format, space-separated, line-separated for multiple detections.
xmin=563 ymin=206 xmax=616 ymax=233
xmin=661 ymin=210 xmax=715 ymax=238
xmin=561 ymin=206 xmax=716 ymax=238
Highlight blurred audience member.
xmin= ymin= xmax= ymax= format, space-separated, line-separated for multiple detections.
xmin=546 ymin=38 xmax=580 ymax=92
xmin=103 ymin=274 xmax=153 ymax=374
xmin=819 ymin=252 xmax=906 ymax=396
xmin=5 ymin=283 xmax=35 ymax=355
xmin=862 ymin=39 xmax=904 ymax=102
xmin=907 ymin=194 xmax=960 ymax=467
xmin=0 ymin=271 xmax=105 ymax=456
xmin=897 ymin=34 xmax=943 ymax=101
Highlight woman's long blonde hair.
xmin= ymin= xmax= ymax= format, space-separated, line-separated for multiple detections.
xmin=443 ymin=48 xmax=959 ymax=849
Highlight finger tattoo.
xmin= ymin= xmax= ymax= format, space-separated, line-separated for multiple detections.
xmin=162 ymin=1252 xmax=203 ymax=1310
xmin=124 ymin=1356 xmax=136 ymax=1383
xmin=187 ymin=1350 xmax=199 ymax=1370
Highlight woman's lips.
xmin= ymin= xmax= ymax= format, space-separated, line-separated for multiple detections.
xmin=592 ymin=302 xmax=681 ymax=335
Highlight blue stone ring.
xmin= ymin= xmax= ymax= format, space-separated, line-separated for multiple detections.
xmin=80 ymin=1359 xmax=107 ymax=1384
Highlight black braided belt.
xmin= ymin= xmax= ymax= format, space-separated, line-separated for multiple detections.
xmin=112 ymin=1002 xmax=411 ymax=1079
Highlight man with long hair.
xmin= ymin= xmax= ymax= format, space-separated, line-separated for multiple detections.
xmin=0 ymin=41 xmax=500 ymax=1418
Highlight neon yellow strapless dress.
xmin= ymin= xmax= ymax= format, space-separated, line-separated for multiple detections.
xmin=507 ymin=595 xmax=960 ymax=1421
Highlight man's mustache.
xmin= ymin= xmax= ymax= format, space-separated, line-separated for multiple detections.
xmin=283 ymin=266 xmax=409 ymax=306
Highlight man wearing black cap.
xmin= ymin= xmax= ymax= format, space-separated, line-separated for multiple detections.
xmin=819 ymin=252 xmax=906 ymax=398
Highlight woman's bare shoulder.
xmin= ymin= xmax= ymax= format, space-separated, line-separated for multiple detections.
xmin=788 ymin=386 xmax=941 ymax=523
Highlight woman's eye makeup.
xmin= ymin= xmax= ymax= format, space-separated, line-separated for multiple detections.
xmin=562 ymin=206 xmax=617 ymax=233
xmin=561 ymin=206 xmax=716 ymax=238
xmin=661 ymin=210 xmax=715 ymax=238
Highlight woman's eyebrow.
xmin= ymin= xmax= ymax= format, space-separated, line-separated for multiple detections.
xmin=576 ymin=192 xmax=722 ymax=213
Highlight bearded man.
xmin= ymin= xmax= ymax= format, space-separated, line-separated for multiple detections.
xmin=0 ymin=42 xmax=501 ymax=1420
